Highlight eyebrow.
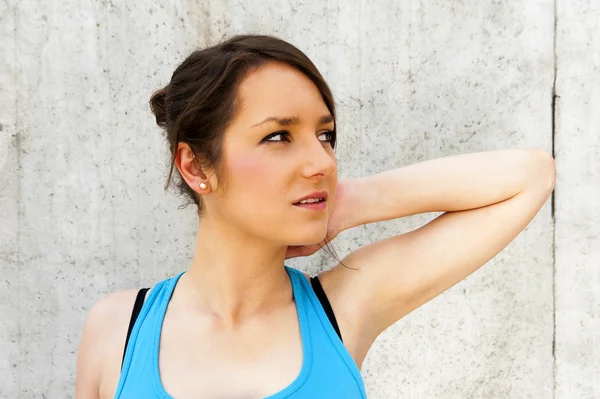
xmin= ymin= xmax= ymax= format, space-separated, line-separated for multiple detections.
xmin=251 ymin=115 xmax=334 ymax=128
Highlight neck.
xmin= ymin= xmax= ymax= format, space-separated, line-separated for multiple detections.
xmin=179 ymin=214 xmax=293 ymax=328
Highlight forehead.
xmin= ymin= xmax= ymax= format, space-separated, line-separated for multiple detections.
xmin=235 ymin=62 xmax=331 ymax=123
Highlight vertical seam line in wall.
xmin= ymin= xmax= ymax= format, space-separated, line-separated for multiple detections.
xmin=551 ymin=0 xmax=558 ymax=220
xmin=551 ymin=0 xmax=558 ymax=398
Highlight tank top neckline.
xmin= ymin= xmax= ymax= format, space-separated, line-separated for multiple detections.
xmin=148 ymin=266 xmax=313 ymax=399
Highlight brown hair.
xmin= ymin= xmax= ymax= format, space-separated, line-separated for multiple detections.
xmin=149 ymin=34 xmax=337 ymax=212
xmin=149 ymin=34 xmax=352 ymax=269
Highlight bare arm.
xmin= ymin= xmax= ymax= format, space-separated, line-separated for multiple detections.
xmin=339 ymin=148 xmax=555 ymax=227
xmin=76 ymin=302 xmax=104 ymax=399
xmin=76 ymin=290 xmax=141 ymax=399
xmin=325 ymin=148 xmax=556 ymax=358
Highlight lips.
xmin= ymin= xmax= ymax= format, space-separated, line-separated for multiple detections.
xmin=293 ymin=191 xmax=328 ymax=205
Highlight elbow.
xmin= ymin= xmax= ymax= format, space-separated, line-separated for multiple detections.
xmin=527 ymin=148 xmax=556 ymax=192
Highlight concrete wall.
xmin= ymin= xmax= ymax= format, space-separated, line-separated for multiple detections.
xmin=0 ymin=0 xmax=597 ymax=398
xmin=554 ymin=1 xmax=600 ymax=398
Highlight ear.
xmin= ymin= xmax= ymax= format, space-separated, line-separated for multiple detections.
xmin=175 ymin=143 xmax=213 ymax=193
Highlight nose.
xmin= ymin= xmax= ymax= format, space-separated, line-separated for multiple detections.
xmin=299 ymin=138 xmax=337 ymax=179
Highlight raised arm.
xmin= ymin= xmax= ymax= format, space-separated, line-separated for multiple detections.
xmin=324 ymin=148 xmax=556 ymax=362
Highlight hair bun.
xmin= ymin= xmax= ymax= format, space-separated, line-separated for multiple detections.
xmin=149 ymin=88 xmax=169 ymax=128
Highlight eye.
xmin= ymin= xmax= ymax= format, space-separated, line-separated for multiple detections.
xmin=262 ymin=131 xmax=291 ymax=143
xmin=318 ymin=130 xmax=335 ymax=143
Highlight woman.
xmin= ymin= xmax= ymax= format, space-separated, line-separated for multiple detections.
xmin=76 ymin=35 xmax=556 ymax=398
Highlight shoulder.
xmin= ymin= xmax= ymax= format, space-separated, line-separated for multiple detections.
xmin=84 ymin=289 xmax=147 ymax=341
xmin=76 ymin=288 xmax=150 ymax=398
xmin=90 ymin=289 xmax=144 ymax=320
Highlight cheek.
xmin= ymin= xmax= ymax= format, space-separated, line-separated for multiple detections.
xmin=227 ymin=154 xmax=288 ymax=199
xmin=229 ymin=155 xmax=261 ymax=180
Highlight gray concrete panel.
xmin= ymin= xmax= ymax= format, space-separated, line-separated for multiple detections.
xmin=0 ymin=2 xmax=21 ymax=397
xmin=555 ymin=0 xmax=600 ymax=398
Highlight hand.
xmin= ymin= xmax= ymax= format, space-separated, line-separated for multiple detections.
xmin=285 ymin=181 xmax=348 ymax=259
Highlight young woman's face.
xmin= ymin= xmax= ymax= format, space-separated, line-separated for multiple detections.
xmin=211 ymin=61 xmax=338 ymax=247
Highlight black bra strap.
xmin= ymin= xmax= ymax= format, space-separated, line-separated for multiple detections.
xmin=310 ymin=276 xmax=343 ymax=342
xmin=121 ymin=288 xmax=149 ymax=369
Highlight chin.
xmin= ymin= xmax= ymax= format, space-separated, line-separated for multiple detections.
xmin=289 ymin=225 xmax=328 ymax=246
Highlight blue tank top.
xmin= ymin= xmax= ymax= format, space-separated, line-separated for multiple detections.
xmin=115 ymin=266 xmax=367 ymax=398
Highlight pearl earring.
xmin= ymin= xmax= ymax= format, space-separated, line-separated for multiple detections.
xmin=199 ymin=182 xmax=207 ymax=190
